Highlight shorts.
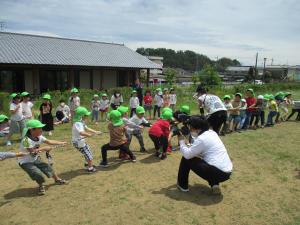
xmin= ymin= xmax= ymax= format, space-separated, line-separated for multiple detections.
xmin=229 ymin=114 xmax=241 ymax=123
xmin=73 ymin=143 xmax=93 ymax=161
xmin=9 ymin=120 xmax=25 ymax=134
xmin=19 ymin=157 xmax=54 ymax=184
xmin=144 ymin=104 xmax=152 ymax=111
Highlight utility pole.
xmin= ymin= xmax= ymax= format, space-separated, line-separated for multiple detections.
xmin=254 ymin=52 xmax=258 ymax=85
xmin=263 ymin=57 xmax=267 ymax=83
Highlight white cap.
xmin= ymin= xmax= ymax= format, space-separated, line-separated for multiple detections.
xmin=241 ymin=99 xmax=246 ymax=103
xmin=257 ymin=95 xmax=264 ymax=100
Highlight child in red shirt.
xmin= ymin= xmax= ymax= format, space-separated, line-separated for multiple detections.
xmin=144 ymin=90 xmax=153 ymax=120
xmin=149 ymin=109 xmax=173 ymax=160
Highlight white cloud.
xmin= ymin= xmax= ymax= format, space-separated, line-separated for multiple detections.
xmin=0 ymin=0 xmax=299 ymax=65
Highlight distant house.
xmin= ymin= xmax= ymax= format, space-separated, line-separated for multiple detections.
xmin=287 ymin=66 xmax=300 ymax=81
xmin=222 ymin=66 xmax=253 ymax=82
xmin=173 ymin=68 xmax=193 ymax=83
xmin=0 ymin=32 xmax=160 ymax=94
xmin=145 ymin=56 xmax=164 ymax=85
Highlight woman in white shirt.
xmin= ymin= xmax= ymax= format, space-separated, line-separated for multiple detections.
xmin=177 ymin=116 xmax=233 ymax=194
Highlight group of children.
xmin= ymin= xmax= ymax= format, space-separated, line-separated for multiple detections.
xmin=221 ymin=89 xmax=298 ymax=134
xmin=0 ymin=87 xmax=298 ymax=195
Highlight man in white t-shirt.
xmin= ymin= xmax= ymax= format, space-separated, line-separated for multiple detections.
xmin=196 ymin=85 xmax=227 ymax=135
xmin=177 ymin=115 xmax=232 ymax=194
xmin=7 ymin=93 xmax=26 ymax=146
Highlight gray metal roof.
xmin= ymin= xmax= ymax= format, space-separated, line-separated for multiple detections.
xmin=0 ymin=32 xmax=161 ymax=69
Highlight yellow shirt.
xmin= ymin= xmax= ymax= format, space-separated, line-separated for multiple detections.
xmin=269 ymin=100 xmax=278 ymax=112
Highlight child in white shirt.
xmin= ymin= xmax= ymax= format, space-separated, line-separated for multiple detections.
xmin=91 ymin=94 xmax=101 ymax=124
xmin=7 ymin=93 xmax=25 ymax=146
xmin=99 ymin=93 xmax=110 ymax=121
xmin=129 ymin=90 xmax=140 ymax=117
xmin=72 ymin=107 xmax=101 ymax=173
xmin=69 ymin=88 xmax=80 ymax=121
xmin=21 ymin=92 xmax=34 ymax=121
xmin=169 ymin=88 xmax=177 ymax=111
xmin=153 ymin=89 xmax=164 ymax=119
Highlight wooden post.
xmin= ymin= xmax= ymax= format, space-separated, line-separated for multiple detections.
xmin=146 ymin=68 xmax=150 ymax=87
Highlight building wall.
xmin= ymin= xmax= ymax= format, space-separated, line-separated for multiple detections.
xmin=24 ymin=70 xmax=33 ymax=93
xmin=93 ymin=70 xmax=102 ymax=89
xmin=102 ymin=70 xmax=117 ymax=88
xmin=79 ymin=71 xmax=90 ymax=89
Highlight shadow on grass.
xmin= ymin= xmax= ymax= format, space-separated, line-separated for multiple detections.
xmin=139 ymin=153 xmax=162 ymax=164
xmin=152 ymin=184 xmax=223 ymax=205
xmin=4 ymin=184 xmax=56 ymax=200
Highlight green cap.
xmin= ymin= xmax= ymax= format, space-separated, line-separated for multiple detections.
xmin=163 ymin=88 xmax=168 ymax=91
xmin=10 ymin=93 xmax=19 ymax=98
xmin=223 ymin=95 xmax=231 ymax=100
xmin=136 ymin=106 xmax=145 ymax=114
xmin=268 ymin=95 xmax=275 ymax=100
xmin=42 ymin=94 xmax=51 ymax=100
xmin=0 ymin=114 xmax=8 ymax=123
xmin=94 ymin=94 xmax=99 ymax=98
xmin=285 ymin=92 xmax=291 ymax=97
xmin=235 ymin=93 xmax=242 ymax=98
xmin=156 ymin=88 xmax=162 ymax=92
xmin=102 ymin=93 xmax=108 ymax=97
xmin=75 ymin=107 xmax=91 ymax=117
xmin=71 ymin=88 xmax=79 ymax=93
xmin=161 ymin=110 xmax=173 ymax=121
xmin=263 ymin=94 xmax=270 ymax=100
xmin=275 ymin=91 xmax=284 ymax=98
xmin=247 ymin=88 xmax=254 ymax=94
xmin=21 ymin=91 xmax=30 ymax=97
xmin=22 ymin=119 xmax=46 ymax=137
xmin=109 ymin=110 xmax=124 ymax=126
xmin=170 ymin=88 xmax=174 ymax=91
xmin=162 ymin=107 xmax=173 ymax=114
xmin=117 ymin=106 xmax=129 ymax=116
xmin=180 ymin=105 xmax=190 ymax=115
xmin=132 ymin=90 xmax=137 ymax=94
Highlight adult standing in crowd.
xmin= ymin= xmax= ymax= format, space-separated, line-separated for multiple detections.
xmin=177 ymin=116 xmax=233 ymax=194
xmin=196 ymin=85 xmax=227 ymax=135
xmin=132 ymin=78 xmax=143 ymax=106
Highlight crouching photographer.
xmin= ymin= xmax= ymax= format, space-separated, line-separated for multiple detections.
xmin=176 ymin=115 xmax=233 ymax=195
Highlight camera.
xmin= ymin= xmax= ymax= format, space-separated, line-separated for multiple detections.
xmin=171 ymin=112 xmax=191 ymax=137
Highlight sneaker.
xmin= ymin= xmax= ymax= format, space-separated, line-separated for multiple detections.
xmin=131 ymin=156 xmax=137 ymax=162
xmin=99 ymin=161 xmax=109 ymax=168
xmin=55 ymin=179 xmax=67 ymax=185
xmin=38 ymin=185 xmax=46 ymax=195
xmin=160 ymin=153 xmax=167 ymax=160
xmin=6 ymin=141 xmax=12 ymax=146
xmin=177 ymin=184 xmax=189 ymax=192
xmin=87 ymin=167 xmax=97 ymax=173
xmin=154 ymin=151 xmax=160 ymax=157
xmin=140 ymin=147 xmax=146 ymax=152
xmin=211 ymin=185 xmax=221 ymax=195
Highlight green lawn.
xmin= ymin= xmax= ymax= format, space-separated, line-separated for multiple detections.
xmin=0 ymin=117 xmax=299 ymax=225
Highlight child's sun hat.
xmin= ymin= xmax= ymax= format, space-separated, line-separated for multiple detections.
xmin=136 ymin=106 xmax=145 ymax=114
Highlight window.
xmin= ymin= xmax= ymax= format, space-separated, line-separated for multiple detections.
xmin=0 ymin=70 xmax=24 ymax=93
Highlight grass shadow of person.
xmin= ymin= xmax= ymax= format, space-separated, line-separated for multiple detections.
xmin=139 ymin=153 xmax=162 ymax=164
xmin=152 ymin=184 xmax=223 ymax=206
xmin=4 ymin=183 xmax=56 ymax=200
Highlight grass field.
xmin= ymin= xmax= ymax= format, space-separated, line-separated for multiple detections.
xmin=1 ymin=88 xmax=300 ymax=225
xmin=0 ymin=116 xmax=300 ymax=225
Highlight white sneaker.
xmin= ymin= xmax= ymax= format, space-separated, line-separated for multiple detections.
xmin=48 ymin=132 xmax=53 ymax=136
xmin=177 ymin=184 xmax=189 ymax=192
xmin=6 ymin=141 xmax=12 ymax=146
xmin=211 ymin=185 xmax=221 ymax=195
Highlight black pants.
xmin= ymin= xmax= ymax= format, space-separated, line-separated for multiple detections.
xmin=207 ymin=110 xmax=227 ymax=134
xmin=153 ymin=106 xmax=161 ymax=118
xmin=130 ymin=108 xmax=136 ymax=117
xmin=149 ymin=134 xmax=168 ymax=153
xmin=177 ymin=157 xmax=231 ymax=189
xmin=101 ymin=143 xmax=134 ymax=163
xmin=287 ymin=109 xmax=300 ymax=121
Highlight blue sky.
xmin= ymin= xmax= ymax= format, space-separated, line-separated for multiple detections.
xmin=1 ymin=0 xmax=299 ymax=65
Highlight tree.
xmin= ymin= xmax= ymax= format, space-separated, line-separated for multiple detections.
xmin=191 ymin=73 xmax=199 ymax=85
xmin=197 ymin=64 xmax=222 ymax=86
xmin=164 ymin=68 xmax=177 ymax=85
xmin=215 ymin=57 xmax=242 ymax=72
